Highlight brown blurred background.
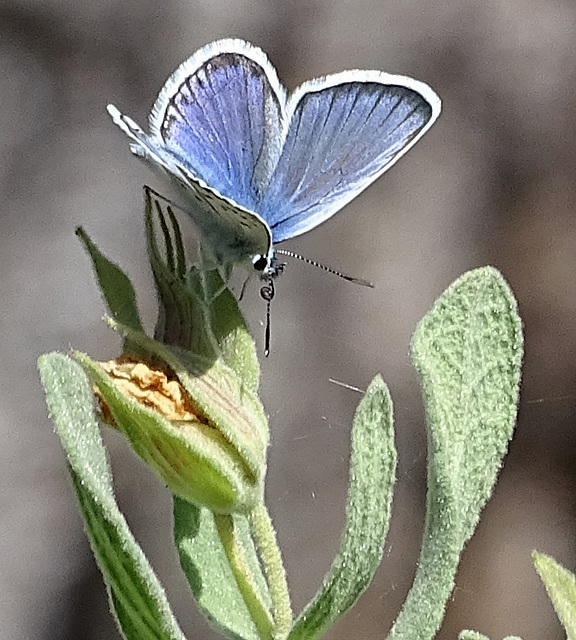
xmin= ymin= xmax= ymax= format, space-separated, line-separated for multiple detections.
xmin=2 ymin=0 xmax=576 ymax=638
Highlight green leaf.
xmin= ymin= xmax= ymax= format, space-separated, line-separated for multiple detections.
xmin=288 ymin=375 xmax=396 ymax=640
xmin=533 ymin=551 xmax=576 ymax=640
xmin=174 ymin=498 xmax=272 ymax=640
xmin=193 ymin=267 xmax=261 ymax=390
xmin=38 ymin=352 xmax=185 ymax=640
xmin=387 ymin=267 xmax=523 ymax=640
xmin=76 ymin=227 xmax=144 ymax=356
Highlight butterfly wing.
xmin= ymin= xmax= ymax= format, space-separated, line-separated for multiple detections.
xmin=259 ymin=71 xmax=441 ymax=243
xmin=107 ymin=106 xmax=274 ymax=267
xmin=149 ymin=38 xmax=287 ymax=212
xmin=108 ymin=39 xmax=289 ymax=266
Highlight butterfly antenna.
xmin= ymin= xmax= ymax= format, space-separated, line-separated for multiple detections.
xmin=260 ymin=278 xmax=275 ymax=357
xmin=275 ymin=249 xmax=374 ymax=288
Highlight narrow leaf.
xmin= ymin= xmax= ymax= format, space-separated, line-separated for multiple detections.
xmin=388 ymin=267 xmax=523 ymax=640
xmin=174 ymin=497 xmax=271 ymax=640
xmin=533 ymin=551 xmax=576 ymax=640
xmin=289 ymin=375 xmax=396 ymax=640
xmin=38 ymin=352 xmax=185 ymax=640
xmin=76 ymin=226 xmax=143 ymax=333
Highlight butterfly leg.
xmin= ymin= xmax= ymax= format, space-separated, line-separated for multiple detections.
xmin=238 ymin=275 xmax=253 ymax=301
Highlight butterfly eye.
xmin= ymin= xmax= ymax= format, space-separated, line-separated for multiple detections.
xmin=252 ymin=255 xmax=268 ymax=272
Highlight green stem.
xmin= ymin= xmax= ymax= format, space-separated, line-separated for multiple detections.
xmin=250 ymin=503 xmax=293 ymax=640
xmin=213 ymin=514 xmax=274 ymax=640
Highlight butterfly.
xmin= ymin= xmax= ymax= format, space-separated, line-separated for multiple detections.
xmin=108 ymin=38 xmax=441 ymax=282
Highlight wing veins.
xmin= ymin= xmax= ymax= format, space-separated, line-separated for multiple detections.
xmin=242 ymin=69 xmax=258 ymax=189
xmin=269 ymin=92 xmax=429 ymax=232
xmin=164 ymin=76 xmax=232 ymax=182
xmin=287 ymin=88 xmax=374 ymax=208
xmin=324 ymin=96 xmax=423 ymax=186
xmin=294 ymin=91 xmax=334 ymax=193
xmin=292 ymin=87 xmax=363 ymax=198
xmin=321 ymin=93 xmax=402 ymax=179
xmin=313 ymin=88 xmax=375 ymax=186
xmin=199 ymin=72 xmax=235 ymax=179
xmin=376 ymin=102 xmax=424 ymax=148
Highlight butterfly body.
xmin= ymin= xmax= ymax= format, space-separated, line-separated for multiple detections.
xmin=108 ymin=38 xmax=441 ymax=278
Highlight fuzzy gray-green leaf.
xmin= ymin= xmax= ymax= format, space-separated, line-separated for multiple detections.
xmin=38 ymin=352 xmax=185 ymax=640
xmin=289 ymin=375 xmax=396 ymax=640
xmin=533 ymin=551 xmax=576 ymax=640
xmin=388 ymin=267 xmax=523 ymax=640
xmin=174 ymin=498 xmax=271 ymax=640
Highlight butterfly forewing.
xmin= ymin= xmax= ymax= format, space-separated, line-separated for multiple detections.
xmin=153 ymin=46 xmax=286 ymax=212
xmin=260 ymin=76 xmax=440 ymax=243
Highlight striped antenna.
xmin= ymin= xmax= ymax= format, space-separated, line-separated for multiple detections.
xmin=275 ymin=248 xmax=374 ymax=287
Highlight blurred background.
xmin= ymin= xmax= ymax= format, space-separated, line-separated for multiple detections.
xmin=2 ymin=0 xmax=576 ymax=638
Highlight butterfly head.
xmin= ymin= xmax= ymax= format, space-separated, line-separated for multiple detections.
xmin=252 ymin=251 xmax=285 ymax=280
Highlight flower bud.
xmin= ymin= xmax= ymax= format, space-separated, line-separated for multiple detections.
xmin=75 ymin=349 xmax=268 ymax=514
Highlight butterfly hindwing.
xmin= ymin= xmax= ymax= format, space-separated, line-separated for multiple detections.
xmin=260 ymin=72 xmax=441 ymax=243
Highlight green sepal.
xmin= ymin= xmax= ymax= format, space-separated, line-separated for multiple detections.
xmin=190 ymin=267 xmax=260 ymax=390
xmin=289 ymin=375 xmax=396 ymax=640
xmin=38 ymin=352 xmax=185 ymax=640
xmin=74 ymin=350 xmax=261 ymax=514
xmin=533 ymin=551 xmax=576 ymax=640
xmin=387 ymin=266 xmax=523 ymax=640
xmin=145 ymin=190 xmax=260 ymax=387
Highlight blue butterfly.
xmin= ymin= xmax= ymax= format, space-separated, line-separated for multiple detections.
xmin=108 ymin=38 xmax=441 ymax=281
